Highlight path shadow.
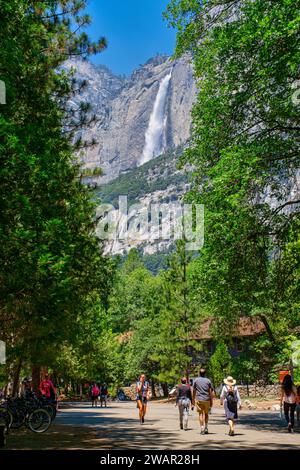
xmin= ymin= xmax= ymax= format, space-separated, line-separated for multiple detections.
xmin=4 ymin=407 xmax=300 ymax=450
xmin=4 ymin=409 xmax=185 ymax=450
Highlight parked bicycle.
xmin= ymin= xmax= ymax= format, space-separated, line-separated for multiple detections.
xmin=0 ymin=406 xmax=12 ymax=446
xmin=0 ymin=394 xmax=54 ymax=434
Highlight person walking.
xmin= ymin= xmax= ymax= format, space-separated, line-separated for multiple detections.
xmin=296 ymin=385 xmax=300 ymax=426
xmin=90 ymin=383 xmax=100 ymax=408
xmin=22 ymin=377 xmax=34 ymax=400
xmin=192 ymin=368 xmax=214 ymax=435
xmin=39 ymin=374 xmax=56 ymax=400
xmin=280 ymin=374 xmax=298 ymax=432
xmin=220 ymin=376 xmax=242 ymax=436
xmin=136 ymin=374 xmax=150 ymax=424
xmin=176 ymin=377 xmax=193 ymax=430
xmin=100 ymin=383 xmax=108 ymax=408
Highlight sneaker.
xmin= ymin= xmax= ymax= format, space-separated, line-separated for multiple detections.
xmin=180 ymin=424 xmax=183 ymax=430
xmin=142 ymin=416 xmax=145 ymax=424
xmin=200 ymin=427 xmax=205 ymax=435
xmin=204 ymin=427 xmax=208 ymax=434
xmin=288 ymin=423 xmax=292 ymax=433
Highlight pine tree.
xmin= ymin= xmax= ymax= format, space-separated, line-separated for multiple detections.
xmin=0 ymin=1 xmax=112 ymax=391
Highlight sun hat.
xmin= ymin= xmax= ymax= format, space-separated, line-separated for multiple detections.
xmin=224 ymin=376 xmax=236 ymax=386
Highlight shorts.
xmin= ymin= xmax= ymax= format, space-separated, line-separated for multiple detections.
xmin=196 ymin=400 xmax=210 ymax=414
xmin=136 ymin=395 xmax=147 ymax=404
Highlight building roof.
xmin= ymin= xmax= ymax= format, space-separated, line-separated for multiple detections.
xmin=192 ymin=317 xmax=266 ymax=340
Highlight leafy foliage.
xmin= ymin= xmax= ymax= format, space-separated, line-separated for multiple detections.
xmin=0 ymin=1 xmax=113 ymax=388
xmin=164 ymin=0 xmax=300 ymax=358
xmin=208 ymin=342 xmax=232 ymax=389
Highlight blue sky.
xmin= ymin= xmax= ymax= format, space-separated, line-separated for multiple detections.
xmin=85 ymin=0 xmax=176 ymax=76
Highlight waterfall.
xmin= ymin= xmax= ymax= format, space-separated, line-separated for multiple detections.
xmin=139 ymin=70 xmax=172 ymax=166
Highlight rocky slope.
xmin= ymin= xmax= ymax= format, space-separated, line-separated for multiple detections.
xmin=94 ymin=148 xmax=191 ymax=256
xmin=65 ymin=55 xmax=196 ymax=184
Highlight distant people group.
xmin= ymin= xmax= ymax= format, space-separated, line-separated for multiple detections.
xmin=89 ymin=383 xmax=109 ymax=408
xmin=175 ymin=369 xmax=242 ymax=436
xmin=135 ymin=369 xmax=299 ymax=435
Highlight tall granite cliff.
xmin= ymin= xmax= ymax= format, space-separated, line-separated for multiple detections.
xmin=65 ymin=55 xmax=196 ymax=184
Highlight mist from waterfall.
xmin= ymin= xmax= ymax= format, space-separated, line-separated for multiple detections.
xmin=139 ymin=70 xmax=172 ymax=166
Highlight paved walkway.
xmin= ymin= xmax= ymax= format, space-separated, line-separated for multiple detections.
xmin=4 ymin=402 xmax=300 ymax=450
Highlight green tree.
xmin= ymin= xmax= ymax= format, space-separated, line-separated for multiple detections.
xmin=108 ymin=250 xmax=162 ymax=333
xmin=152 ymin=241 xmax=200 ymax=383
xmin=0 ymin=1 xmax=111 ymax=390
xmin=122 ymin=316 xmax=161 ymax=387
xmin=231 ymin=354 xmax=261 ymax=390
xmin=165 ymin=0 xmax=300 ymax=359
xmin=208 ymin=342 xmax=232 ymax=389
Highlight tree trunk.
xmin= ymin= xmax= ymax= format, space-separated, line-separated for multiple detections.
xmin=12 ymin=357 xmax=23 ymax=397
xmin=151 ymin=380 xmax=156 ymax=398
xmin=161 ymin=382 xmax=169 ymax=397
xmin=258 ymin=315 xmax=276 ymax=344
xmin=31 ymin=366 xmax=41 ymax=393
xmin=185 ymin=365 xmax=190 ymax=383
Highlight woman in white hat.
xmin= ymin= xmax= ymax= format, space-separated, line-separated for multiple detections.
xmin=220 ymin=376 xmax=242 ymax=436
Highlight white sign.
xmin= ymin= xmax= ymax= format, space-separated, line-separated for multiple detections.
xmin=0 ymin=81 xmax=6 ymax=105
xmin=0 ymin=341 xmax=6 ymax=365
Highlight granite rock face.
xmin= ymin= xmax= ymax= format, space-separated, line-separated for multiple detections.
xmin=65 ymin=55 xmax=196 ymax=184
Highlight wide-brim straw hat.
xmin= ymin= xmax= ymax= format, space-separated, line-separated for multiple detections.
xmin=224 ymin=376 xmax=236 ymax=386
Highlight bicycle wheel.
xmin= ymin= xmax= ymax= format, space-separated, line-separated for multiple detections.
xmin=0 ymin=408 xmax=13 ymax=432
xmin=27 ymin=408 xmax=51 ymax=433
xmin=43 ymin=404 xmax=56 ymax=421
xmin=10 ymin=407 xmax=26 ymax=429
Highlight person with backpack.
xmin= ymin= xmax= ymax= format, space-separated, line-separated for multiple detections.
xmin=280 ymin=374 xmax=298 ymax=433
xmin=90 ymin=383 xmax=100 ymax=408
xmin=220 ymin=376 xmax=242 ymax=436
xmin=176 ymin=377 xmax=193 ymax=430
xmin=136 ymin=374 xmax=150 ymax=424
xmin=100 ymin=383 xmax=108 ymax=408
